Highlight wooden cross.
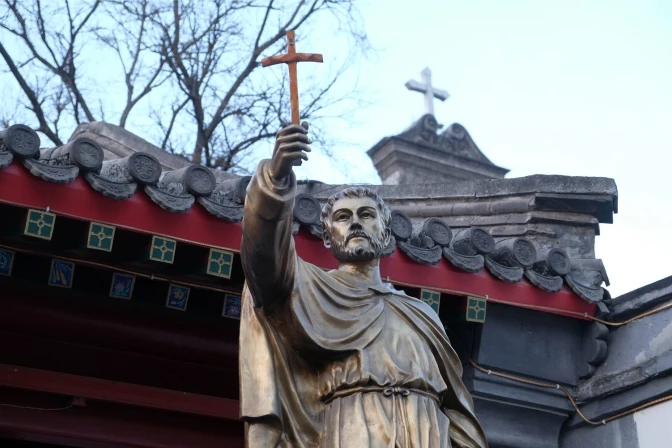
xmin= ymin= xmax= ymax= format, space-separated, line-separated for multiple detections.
xmin=261 ymin=30 xmax=323 ymax=125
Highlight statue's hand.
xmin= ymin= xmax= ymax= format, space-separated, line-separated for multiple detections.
xmin=269 ymin=122 xmax=311 ymax=181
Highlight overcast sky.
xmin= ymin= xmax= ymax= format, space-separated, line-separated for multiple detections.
xmin=3 ymin=1 xmax=670 ymax=297
xmin=290 ymin=0 xmax=671 ymax=297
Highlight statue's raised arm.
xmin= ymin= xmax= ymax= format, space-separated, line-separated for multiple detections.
xmin=239 ymin=122 xmax=488 ymax=448
xmin=240 ymin=123 xmax=311 ymax=311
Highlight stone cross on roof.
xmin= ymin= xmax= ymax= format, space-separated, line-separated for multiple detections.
xmin=405 ymin=68 xmax=449 ymax=116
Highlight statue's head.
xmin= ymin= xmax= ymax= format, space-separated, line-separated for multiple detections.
xmin=320 ymin=187 xmax=392 ymax=263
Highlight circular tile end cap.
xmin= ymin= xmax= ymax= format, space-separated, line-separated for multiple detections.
xmin=128 ymin=152 xmax=162 ymax=185
xmin=3 ymin=124 xmax=40 ymax=158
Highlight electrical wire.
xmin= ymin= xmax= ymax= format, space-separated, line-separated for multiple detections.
xmin=469 ymin=359 xmax=672 ymax=426
xmin=0 ymin=403 xmax=73 ymax=412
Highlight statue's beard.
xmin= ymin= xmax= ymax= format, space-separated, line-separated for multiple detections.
xmin=330 ymin=229 xmax=386 ymax=263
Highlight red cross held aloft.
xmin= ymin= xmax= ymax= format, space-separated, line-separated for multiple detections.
xmin=261 ymin=30 xmax=323 ymax=125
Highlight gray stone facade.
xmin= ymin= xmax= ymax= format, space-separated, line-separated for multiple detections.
xmin=561 ymin=276 xmax=672 ymax=448
xmin=3 ymin=120 xmax=665 ymax=447
xmin=367 ymin=114 xmax=509 ymax=184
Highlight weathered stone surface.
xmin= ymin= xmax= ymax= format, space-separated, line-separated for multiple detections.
xmin=484 ymin=257 xmax=524 ymax=283
xmin=367 ymin=116 xmax=509 ymax=185
xmin=0 ymin=150 xmax=12 ymax=168
xmin=534 ymin=192 xmax=617 ymax=224
xmin=566 ymin=271 xmax=606 ymax=303
xmin=390 ymin=210 xmax=413 ymax=241
xmin=211 ymin=176 xmax=251 ymax=205
xmin=300 ymin=174 xmax=615 ymax=266
xmin=85 ymin=172 xmax=138 ymax=200
xmin=576 ymin=302 xmax=672 ymax=401
xmin=570 ymin=259 xmax=610 ymax=285
xmin=72 ymin=122 xmax=191 ymax=169
xmin=443 ymin=247 xmax=484 ymax=273
xmin=293 ymin=193 xmax=321 ymax=225
xmin=197 ymin=177 xmax=251 ymax=222
xmin=490 ymin=237 xmax=537 ymax=268
xmin=397 ymin=240 xmax=442 ymax=265
xmin=198 ymin=196 xmax=244 ymax=222
xmin=159 ymin=165 xmax=216 ymax=197
xmin=99 ymin=153 xmax=162 ymax=185
xmin=559 ymin=277 xmax=672 ymax=445
xmin=544 ymin=248 xmax=571 ymax=276
xmin=145 ymin=184 xmax=195 ymax=213
xmin=127 ymin=153 xmax=162 ymax=185
xmin=588 ymin=322 xmax=609 ymax=341
xmin=477 ymin=303 xmax=586 ymax=385
xmin=569 ymin=374 xmax=672 ymax=430
xmin=473 ymin=396 xmax=568 ymax=448
xmin=41 ymin=138 xmax=104 ymax=172
xmin=304 ymin=174 xmax=617 ymax=212
xmin=23 ymin=158 xmax=79 ymax=183
xmin=469 ymin=302 xmax=594 ymax=447
xmin=71 ymin=121 xmax=239 ymax=182
xmin=1 ymin=124 xmax=40 ymax=158
xmin=523 ymin=248 xmax=570 ymax=292
xmin=607 ymin=275 xmax=672 ymax=320
xmin=560 ymin=415 xmax=639 ymax=448
xmin=421 ymin=218 xmax=452 ymax=247
xmin=524 ymin=270 xmax=564 ymax=293
xmin=452 ymin=227 xmax=495 ymax=256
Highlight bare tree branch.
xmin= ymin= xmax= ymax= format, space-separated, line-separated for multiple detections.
xmin=0 ymin=0 xmax=370 ymax=173
xmin=0 ymin=40 xmax=62 ymax=144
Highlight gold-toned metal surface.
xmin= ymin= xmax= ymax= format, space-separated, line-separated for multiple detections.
xmin=239 ymin=124 xmax=488 ymax=447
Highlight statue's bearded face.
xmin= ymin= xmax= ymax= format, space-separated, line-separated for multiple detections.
xmin=324 ymin=196 xmax=389 ymax=263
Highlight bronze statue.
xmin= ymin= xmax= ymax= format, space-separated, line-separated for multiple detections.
xmin=239 ymin=123 xmax=488 ymax=447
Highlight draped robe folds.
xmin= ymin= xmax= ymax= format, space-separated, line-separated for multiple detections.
xmin=240 ymin=160 xmax=488 ymax=448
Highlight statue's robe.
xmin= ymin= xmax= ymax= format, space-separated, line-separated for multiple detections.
xmin=240 ymin=160 xmax=488 ymax=448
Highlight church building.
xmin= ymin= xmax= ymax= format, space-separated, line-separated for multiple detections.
xmin=0 ymin=69 xmax=669 ymax=448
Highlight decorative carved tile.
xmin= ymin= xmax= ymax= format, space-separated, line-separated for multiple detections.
xmin=0 ymin=249 xmax=15 ymax=276
xmin=24 ymin=209 xmax=56 ymax=240
xmin=150 ymin=236 xmax=176 ymax=264
xmin=166 ymin=284 xmax=190 ymax=311
xmin=222 ymin=293 xmax=242 ymax=319
xmin=49 ymin=259 xmax=75 ymax=288
xmin=207 ymin=248 xmax=234 ymax=279
xmin=87 ymin=222 xmax=116 ymax=252
xmin=109 ymin=272 xmax=135 ymax=300
xmin=420 ymin=288 xmax=441 ymax=314
xmin=466 ymin=296 xmax=487 ymax=323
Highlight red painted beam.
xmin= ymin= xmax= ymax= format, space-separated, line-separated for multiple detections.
xmin=0 ymin=285 xmax=239 ymax=365
xmin=0 ymin=399 xmax=243 ymax=448
xmin=0 ymin=364 xmax=240 ymax=421
xmin=0 ymin=161 xmax=595 ymax=318
xmin=0 ymin=329 xmax=239 ymax=399
xmin=0 ymin=162 xmax=243 ymax=252
xmin=296 ymin=233 xmax=596 ymax=319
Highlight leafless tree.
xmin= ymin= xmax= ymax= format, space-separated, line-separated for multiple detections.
xmin=0 ymin=0 xmax=368 ymax=172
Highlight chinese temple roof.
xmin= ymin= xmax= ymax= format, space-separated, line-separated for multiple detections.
xmin=0 ymin=122 xmax=618 ymax=319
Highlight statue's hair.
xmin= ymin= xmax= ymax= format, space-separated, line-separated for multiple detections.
xmin=320 ymin=187 xmax=391 ymax=231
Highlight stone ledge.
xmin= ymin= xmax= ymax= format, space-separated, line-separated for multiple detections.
xmin=608 ymin=275 xmax=672 ymax=320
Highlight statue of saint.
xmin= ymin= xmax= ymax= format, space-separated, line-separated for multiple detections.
xmin=240 ymin=123 xmax=488 ymax=447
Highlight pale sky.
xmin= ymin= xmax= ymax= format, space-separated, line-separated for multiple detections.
xmin=292 ymin=0 xmax=672 ymax=297
xmin=3 ymin=1 xmax=671 ymax=297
